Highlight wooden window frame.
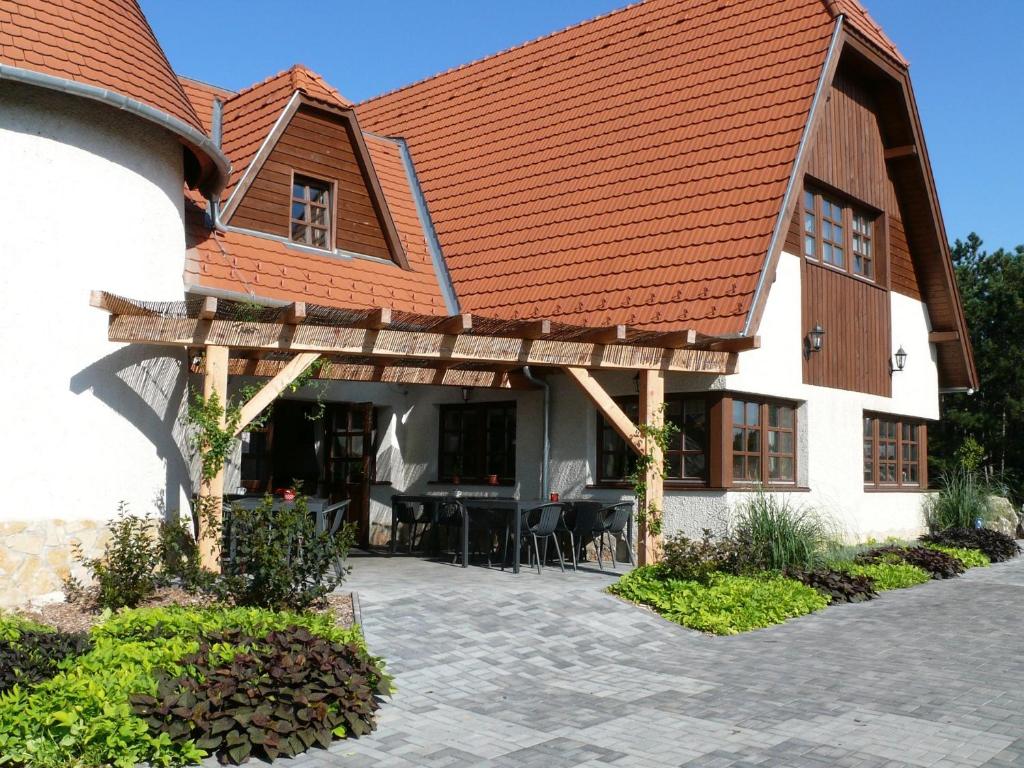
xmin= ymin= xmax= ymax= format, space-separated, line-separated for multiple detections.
xmin=438 ymin=401 xmax=516 ymax=484
xmin=863 ymin=413 xmax=927 ymax=490
xmin=595 ymin=394 xmax=710 ymax=487
xmin=801 ymin=184 xmax=881 ymax=284
xmin=289 ymin=171 xmax=334 ymax=251
xmin=728 ymin=396 xmax=798 ymax=486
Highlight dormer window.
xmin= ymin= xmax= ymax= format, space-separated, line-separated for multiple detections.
xmin=290 ymin=175 xmax=332 ymax=250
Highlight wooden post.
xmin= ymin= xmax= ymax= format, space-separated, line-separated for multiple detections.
xmin=638 ymin=368 xmax=665 ymax=566
xmin=198 ymin=345 xmax=229 ymax=571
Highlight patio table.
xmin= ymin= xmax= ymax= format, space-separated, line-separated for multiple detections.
xmin=227 ymin=495 xmax=332 ymax=530
xmin=389 ymin=494 xmax=568 ymax=574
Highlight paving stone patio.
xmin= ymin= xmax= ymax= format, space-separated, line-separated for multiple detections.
xmin=286 ymin=551 xmax=1024 ymax=767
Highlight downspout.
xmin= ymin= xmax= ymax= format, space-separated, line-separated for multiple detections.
xmin=521 ymin=366 xmax=550 ymax=498
xmin=742 ymin=16 xmax=844 ymax=336
xmin=208 ymin=98 xmax=224 ymax=225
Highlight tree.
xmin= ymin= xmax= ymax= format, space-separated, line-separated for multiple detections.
xmin=931 ymin=233 xmax=1024 ymax=501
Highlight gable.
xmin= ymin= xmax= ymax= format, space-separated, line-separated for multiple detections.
xmin=225 ymin=101 xmax=407 ymax=266
xmin=777 ymin=41 xmax=976 ymax=392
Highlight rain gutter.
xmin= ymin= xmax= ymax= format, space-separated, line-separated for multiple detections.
xmin=0 ymin=63 xmax=230 ymax=197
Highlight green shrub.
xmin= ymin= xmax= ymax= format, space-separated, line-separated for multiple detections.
xmin=0 ymin=633 xmax=203 ymax=768
xmin=0 ymin=607 xmax=380 ymax=768
xmin=923 ymin=467 xmax=994 ymax=532
xmin=661 ymin=529 xmax=739 ymax=582
xmin=920 ymin=527 xmax=1020 ymax=563
xmin=855 ymin=545 xmax=964 ymax=580
xmin=94 ymin=605 xmax=364 ymax=646
xmin=0 ymin=613 xmax=52 ymax=643
xmin=731 ymin=490 xmax=835 ymax=572
xmin=0 ymin=629 xmax=92 ymax=693
xmin=923 ymin=543 xmax=990 ymax=568
xmin=786 ymin=568 xmax=877 ymax=604
xmin=834 ymin=561 xmax=930 ymax=590
xmin=220 ymin=494 xmax=356 ymax=610
xmin=609 ymin=566 xmax=827 ymax=635
xmin=133 ymin=626 xmax=388 ymax=765
xmin=68 ymin=503 xmax=162 ymax=609
xmin=158 ymin=517 xmax=218 ymax=593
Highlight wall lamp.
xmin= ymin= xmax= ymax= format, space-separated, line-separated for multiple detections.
xmin=807 ymin=323 xmax=825 ymax=353
xmin=892 ymin=345 xmax=907 ymax=374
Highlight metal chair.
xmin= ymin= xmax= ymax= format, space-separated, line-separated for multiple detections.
xmin=394 ymin=502 xmax=430 ymax=553
xmin=435 ymin=500 xmax=467 ymax=563
xmin=515 ymin=502 xmax=567 ymax=574
xmin=316 ymin=499 xmax=351 ymax=578
xmin=556 ymin=502 xmax=604 ymax=572
xmin=590 ymin=501 xmax=636 ymax=569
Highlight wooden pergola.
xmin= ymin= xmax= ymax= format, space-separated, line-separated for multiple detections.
xmin=91 ymin=291 xmax=757 ymax=569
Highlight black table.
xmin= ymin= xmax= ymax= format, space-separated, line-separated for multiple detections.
xmin=389 ymin=494 xmax=561 ymax=574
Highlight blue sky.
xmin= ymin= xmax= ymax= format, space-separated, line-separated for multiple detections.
xmin=143 ymin=1 xmax=1023 ymax=250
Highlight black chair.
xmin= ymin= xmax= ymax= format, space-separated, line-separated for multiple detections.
xmin=435 ymin=500 xmax=467 ymax=563
xmin=591 ymin=501 xmax=636 ymax=569
xmin=557 ymin=502 xmax=604 ymax=572
xmin=316 ymin=499 xmax=351 ymax=578
xmin=515 ymin=502 xmax=566 ymax=574
xmin=394 ymin=502 xmax=430 ymax=553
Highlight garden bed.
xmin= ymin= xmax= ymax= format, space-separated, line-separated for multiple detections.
xmin=0 ymin=604 xmax=385 ymax=767
xmin=609 ymin=492 xmax=1019 ymax=636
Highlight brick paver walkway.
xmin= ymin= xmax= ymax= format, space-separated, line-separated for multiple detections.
xmin=291 ymin=552 xmax=1024 ymax=767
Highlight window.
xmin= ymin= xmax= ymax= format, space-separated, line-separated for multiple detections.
xmin=596 ymin=395 xmax=708 ymax=485
xmin=803 ymin=186 xmax=877 ymax=281
xmin=290 ymin=175 xmax=332 ymax=249
xmin=863 ymin=414 xmax=925 ymax=488
xmin=852 ymin=211 xmax=873 ymax=278
xmin=731 ymin=398 xmax=797 ymax=484
xmin=438 ymin=402 xmax=516 ymax=483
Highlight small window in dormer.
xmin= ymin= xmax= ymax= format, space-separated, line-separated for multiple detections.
xmin=290 ymin=175 xmax=332 ymax=250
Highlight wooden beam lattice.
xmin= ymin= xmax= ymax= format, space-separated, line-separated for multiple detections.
xmin=227 ymin=357 xmax=528 ymax=390
xmin=232 ymin=352 xmax=321 ymax=436
xmin=107 ymin=316 xmax=737 ymax=374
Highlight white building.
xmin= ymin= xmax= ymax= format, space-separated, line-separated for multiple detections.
xmin=0 ymin=0 xmax=976 ymax=604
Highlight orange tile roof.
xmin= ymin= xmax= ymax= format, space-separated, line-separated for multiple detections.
xmin=218 ymin=65 xmax=353 ymax=202
xmin=0 ymin=0 xmax=204 ymax=133
xmin=180 ymin=76 xmax=235 ymax=135
xmin=356 ymin=0 xmax=839 ymax=334
xmin=828 ymin=0 xmax=907 ymax=67
xmin=186 ymin=134 xmax=449 ymax=317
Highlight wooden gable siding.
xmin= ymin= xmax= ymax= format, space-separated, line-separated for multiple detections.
xmin=795 ymin=64 xmax=896 ymax=396
xmin=231 ymin=105 xmax=392 ymax=261
xmin=802 ymin=261 xmax=891 ymax=397
xmin=888 ymin=216 xmax=920 ymax=300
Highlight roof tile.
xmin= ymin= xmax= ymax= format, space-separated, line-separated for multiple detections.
xmin=0 ymin=0 xmax=203 ymax=132
xmin=357 ymin=0 xmax=837 ymax=332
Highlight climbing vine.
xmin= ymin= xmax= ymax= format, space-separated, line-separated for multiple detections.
xmin=627 ymin=403 xmax=679 ymax=538
xmin=186 ymin=356 xmax=328 ymax=482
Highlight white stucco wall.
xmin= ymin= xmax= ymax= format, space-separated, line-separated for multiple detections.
xmin=544 ymin=251 xmax=941 ymax=544
xmin=0 ymin=81 xmax=192 ymax=595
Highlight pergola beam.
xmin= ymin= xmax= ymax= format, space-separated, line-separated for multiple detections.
xmin=562 ymin=367 xmax=644 ymax=454
xmin=435 ymin=313 xmax=473 ymax=335
xmin=228 ymin=357 xmax=528 ymax=390
xmin=580 ymin=324 xmax=626 ymax=344
xmin=638 ymin=368 xmax=665 ymax=566
xmin=284 ymin=301 xmax=306 ymax=324
xmin=232 ymin=352 xmax=321 ymax=435
xmin=198 ymin=296 xmax=218 ymax=320
xmin=197 ymin=345 xmax=229 ymax=571
xmin=106 ymin=316 xmax=737 ymax=374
